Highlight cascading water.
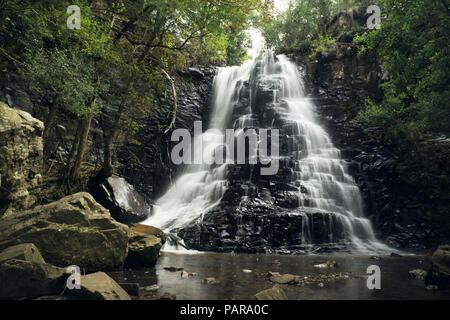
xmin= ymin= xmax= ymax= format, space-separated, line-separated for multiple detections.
xmin=144 ymin=52 xmax=392 ymax=254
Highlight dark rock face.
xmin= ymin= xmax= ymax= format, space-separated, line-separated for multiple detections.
xmin=118 ymin=66 xmax=216 ymax=199
xmin=89 ymin=175 xmax=151 ymax=225
xmin=179 ymin=201 xmax=351 ymax=254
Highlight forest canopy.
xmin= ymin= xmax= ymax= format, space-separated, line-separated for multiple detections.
xmin=0 ymin=0 xmax=273 ymax=184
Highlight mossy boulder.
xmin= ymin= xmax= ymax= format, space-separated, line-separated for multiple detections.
xmin=0 ymin=102 xmax=43 ymax=217
xmin=0 ymin=192 xmax=129 ymax=271
xmin=0 ymin=259 xmax=67 ymax=299
xmin=0 ymin=243 xmax=45 ymax=264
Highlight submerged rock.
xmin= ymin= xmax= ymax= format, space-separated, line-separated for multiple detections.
xmin=0 ymin=192 xmax=129 ymax=271
xmin=0 ymin=102 xmax=43 ymax=216
xmin=253 ymin=285 xmax=288 ymax=300
xmin=204 ymin=277 xmax=220 ymax=285
xmin=270 ymin=274 xmax=300 ymax=285
xmin=314 ymin=261 xmax=337 ymax=268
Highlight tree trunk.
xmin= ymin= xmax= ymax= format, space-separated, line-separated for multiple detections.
xmin=102 ymin=98 xmax=125 ymax=178
xmin=43 ymin=102 xmax=58 ymax=138
xmin=70 ymin=115 xmax=92 ymax=182
xmin=65 ymin=120 xmax=82 ymax=176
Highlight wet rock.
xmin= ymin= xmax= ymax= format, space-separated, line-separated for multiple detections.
xmin=252 ymin=285 xmax=288 ymax=300
xmin=144 ymin=284 xmax=159 ymax=292
xmin=0 ymin=243 xmax=45 ymax=264
xmin=68 ymin=272 xmax=131 ymax=300
xmin=188 ymin=67 xmax=205 ymax=79
xmin=267 ymin=271 xmax=281 ymax=277
xmin=34 ymin=295 xmax=70 ymax=300
xmin=426 ymin=245 xmax=450 ymax=288
xmin=164 ymin=266 xmax=184 ymax=272
xmin=0 ymin=192 xmax=129 ymax=271
xmin=0 ymin=102 xmax=43 ymax=216
xmin=131 ymin=223 xmax=166 ymax=244
xmin=204 ymin=277 xmax=220 ymax=285
xmin=314 ymin=261 xmax=337 ymax=268
xmin=125 ymin=230 xmax=162 ymax=267
xmin=0 ymin=259 xmax=67 ymax=299
xmin=269 ymin=274 xmax=300 ymax=285
xmin=117 ymin=66 xmax=215 ymax=200
xmin=390 ymin=253 xmax=402 ymax=258
xmin=159 ymin=292 xmax=176 ymax=300
xmin=409 ymin=269 xmax=427 ymax=280
xmin=118 ymin=283 xmax=140 ymax=297
xmin=89 ymin=175 xmax=151 ymax=225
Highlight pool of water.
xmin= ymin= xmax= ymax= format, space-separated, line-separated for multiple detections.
xmin=110 ymin=252 xmax=450 ymax=300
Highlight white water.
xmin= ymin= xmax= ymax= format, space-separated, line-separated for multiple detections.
xmin=144 ymin=53 xmax=393 ymax=254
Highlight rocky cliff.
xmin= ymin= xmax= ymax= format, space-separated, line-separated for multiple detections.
xmin=0 ymin=102 xmax=43 ymax=216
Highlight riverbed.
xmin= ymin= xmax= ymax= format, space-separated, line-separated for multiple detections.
xmin=110 ymin=252 xmax=450 ymax=300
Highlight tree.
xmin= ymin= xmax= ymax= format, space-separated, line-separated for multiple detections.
xmin=355 ymin=0 xmax=450 ymax=144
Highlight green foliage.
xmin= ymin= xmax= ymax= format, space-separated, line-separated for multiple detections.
xmin=23 ymin=48 xmax=96 ymax=117
xmin=262 ymin=0 xmax=338 ymax=52
xmin=356 ymin=0 xmax=450 ymax=144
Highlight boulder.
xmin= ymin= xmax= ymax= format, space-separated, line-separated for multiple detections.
xmin=0 ymin=192 xmax=129 ymax=271
xmin=426 ymin=245 xmax=450 ymax=288
xmin=0 ymin=259 xmax=66 ymax=299
xmin=131 ymin=223 xmax=166 ymax=244
xmin=252 ymin=285 xmax=288 ymax=300
xmin=89 ymin=175 xmax=151 ymax=225
xmin=0 ymin=102 xmax=43 ymax=216
xmin=0 ymin=243 xmax=45 ymax=264
xmin=68 ymin=272 xmax=131 ymax=300
xmin=269 ymin=274 xmax=300 ymax=285
xmin=125 ymin=230 xmax=162 ymax=267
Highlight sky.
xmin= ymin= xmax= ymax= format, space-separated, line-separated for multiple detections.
xmin=247 ymin=0 xmax=291 ymax=58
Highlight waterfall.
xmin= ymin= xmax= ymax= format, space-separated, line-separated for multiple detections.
xmin=143 ymin=52 xmax=392 ymax=254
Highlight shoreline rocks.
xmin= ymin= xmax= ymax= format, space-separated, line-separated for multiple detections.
xmin=125 ymin=230 xmax=162 ymax=267
xmin=0 ymin=192 xmax=129 ymax=271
